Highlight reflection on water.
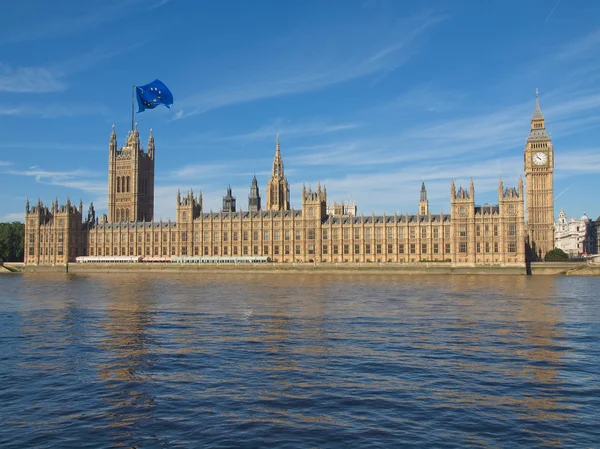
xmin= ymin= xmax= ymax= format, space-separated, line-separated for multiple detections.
xmin=1 ymin=273 xmax=600 ymax=448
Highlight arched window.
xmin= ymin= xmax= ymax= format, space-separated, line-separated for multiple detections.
xmin=116 ymin=209 xmax=120 ymax=221
xmin=121 ymin=177 xmax=125 ymax=193
xmin=126 ymin=209 xmax=129 ymax=221
xmin=121 ymin=208 xmax=125 ymax=222
xmin=127 ymin=176 xmax=130 ymax=193
xmin=117 ymin=176 xmax=120 ymax=193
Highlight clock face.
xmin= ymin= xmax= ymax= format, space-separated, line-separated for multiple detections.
xmin=532 ymin=152 xmax=547 ymax=166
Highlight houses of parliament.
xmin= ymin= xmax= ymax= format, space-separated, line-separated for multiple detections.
xmin=23 ymin=91 xmax=555 ymax=266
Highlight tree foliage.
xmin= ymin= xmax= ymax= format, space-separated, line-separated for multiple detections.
xmin=544 ymin=248 xmax=569 ymax=262
xmin=0 ymin=222 xmax=24 ymax=262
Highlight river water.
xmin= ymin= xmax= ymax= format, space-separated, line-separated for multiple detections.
xmin=1 ymin=273 xmax=599 ymax=448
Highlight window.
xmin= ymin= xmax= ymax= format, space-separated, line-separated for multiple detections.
xmin=274 ymin=231 xmax=279 ymax=241
xmin=243 ymin=231 xmax=248 ymax=241
xmin=308 ymin=229 xmax=315 ymax=240
xmin=343 ymin=228 xmax=349 ymax=239
xmin=204 ymin=232 xmax=210 ymax=241
xmin=253 ymin=245 xmax=259 ymax=255
xmin=421 ymin=227 xmax=427 ymax=238
xmin=285 ymin=245 xmax=290 ymax=255
xmin=204 ymin=246 xmax=209 ymax=255
xmin=365 ymin=229 xmax=371 ymax=240
xmin=273 ymin=246 xmax=278 ymax=255
xmin=214 ymin=231 xmax=219 ymax=242
xmin=323 ymin=230 xmax=328 ymax=240
xmin=508 ymin=242 xmax=517 ymax=253
xmin=243 ymin=246 xmax=248 ymax=255
xmin=223 ymin=232 xmax=228 ymax=242
xmin=459 ymin=242 xmax=467 ymax=253
xmin=333 ymin=229 xmax=339 ymax=240
xmin=376 ymin=228 xmax=382 ymax=239
xmin=295 ymin=230 xmax=301 ymax=240
xmin=399 ymin=244 xmax=404 ymax=254
xmin=485 ymin=242 xmax=490 ymax=253
xmin=182 ymin=246 xmax=188 ymax=255
xmin=253 ymin=231 xmax=258 ymax=241
xmin=476 ymin=242 xmax=481 ymax=253
xmin=433 ymin=227 xmax=439 ymax=239
xmin=344 ymin=244 xmax=349 ymax=255
xmin=421 ymin=244 xmax=427 ymax=254
xmin=233 ymin=231 xmax=238 ymax=241
xmin=308 ymin=244 xmax=314 ymax=255
xmin=476 ymin=225 xmax=481 ymax=237
xmin=181 ymin=232 xmax=187 ymax=243
xmin=494 ymin=225 xmax=498 ymax=237
xmin=409 ymin=228 xmax=415 ymax=239
xmin=285 ymin=231 xmax=290 ymax=241
xmin=410 ymin=244 xmax=415 ymax=254
xmin=323 ymin=245 xmax=328 ymax=255
xmin=333 ymin=245 xmax=339 ymax=255
xmin=263 ymin=231 xmax=269 ymax=241
xmin=263 ymin=246 xmax=268 ymax=254
xmin=376 ymin=244 xmax=382 ymax=254
xmin=295 ymin=245 xmax=300 ymax=255
xmin=484 ymin=225 xmax=489 ymax=237
xmin=508 ymin=223 xmax=516 ymax=236
xmin=354 ymin=229 xmax=360 ymax=239
xmin=365 ymin=244 xmax=371 ymax=254
xmin=399 ymin=228 xmax=405 ymax=239
xmin=194 ymin=246 xmax=199 ymax=256
xmin=387 ymin=244 xmax=393 ymax=254
xmin=459 ymin=225 xmax=467 ymax=237
xmin=433 ymin=243 xmax=439 ymax=254
xmin=445 ymin=227 xmax=450 ymax=240
xmin=387 ymin=228 xmax=393 ymax=240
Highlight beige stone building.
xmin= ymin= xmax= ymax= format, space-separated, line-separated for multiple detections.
xmin=25 ymin=93 xmax=560 ymax=267
xmin=524 ymin=89 xmax=555 ymax=260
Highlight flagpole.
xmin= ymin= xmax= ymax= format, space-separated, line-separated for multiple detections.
xmin=131 ymin=85 xmax=135 ymax=131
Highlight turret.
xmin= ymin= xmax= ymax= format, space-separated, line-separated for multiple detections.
xmin=148 ymin=128 xmax=155 ymax=159
xmin=109 ymin=124 xmax=117 ymax=153
xmin=518 ymin=176 xmax=523 ymax=197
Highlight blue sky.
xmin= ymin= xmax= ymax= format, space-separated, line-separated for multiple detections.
xmin=1 ymin=0 xmax=600 ymax=223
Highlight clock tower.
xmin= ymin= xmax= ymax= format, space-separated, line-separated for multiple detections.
xmin=524 ymin=89 xmax=555 ymax=260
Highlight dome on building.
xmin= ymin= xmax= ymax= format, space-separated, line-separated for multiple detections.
xmin=580 ymin=212 xmax=590 ymax=222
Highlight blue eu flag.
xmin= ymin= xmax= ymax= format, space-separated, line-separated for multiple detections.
xmin=136 ymin=79 xmax=174 ymax=113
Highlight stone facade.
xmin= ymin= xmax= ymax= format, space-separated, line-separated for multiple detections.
xmin=108 ymin=125 xmax=155 ymax=223
xmin=555 ymin=210 xmax=596 ymax=258
xmin=27 ymin=92 xmax=566 ymax=267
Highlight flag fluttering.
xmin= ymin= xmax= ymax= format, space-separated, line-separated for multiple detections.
xmin=136 ymin=79 xmax=174 ymax=113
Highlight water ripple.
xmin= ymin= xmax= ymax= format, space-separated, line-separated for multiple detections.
xmin=1 ymin=273 xmax=599 ymax=448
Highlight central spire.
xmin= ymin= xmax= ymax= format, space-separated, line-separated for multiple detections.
xmin=266 ymin=134 xmax=290 ymax=210
xmin=272 ymin=133 xmax=284 ymax=176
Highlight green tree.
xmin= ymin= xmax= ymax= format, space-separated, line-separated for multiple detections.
xmin=544 ymin=248 xmax=569 ymax=262
xmin=0 ymin=222 xmax=25 ymax=262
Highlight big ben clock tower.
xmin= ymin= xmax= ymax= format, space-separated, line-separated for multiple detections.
xmin=524 ymin=89 xmax=555 ymax=260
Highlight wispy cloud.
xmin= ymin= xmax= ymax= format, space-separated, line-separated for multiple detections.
xmin=173 ymin=10 xmax=446 ymax=119
xmin=0 ymin=103 xmax=109 ymax=118
xmin=221 ymin=118 xmax=362 ymax=142
xmin=0 ymin=63 xmax=66 ymax=93
xmin=0 ymin=212 xmax=24 ymax=223
xmin=4 ymin=166 xmax=105 ymax=195
xmin=556 ymin=28 xmax=600 ymax=61
xmin=0 ymin=161 xmax=12 ymax=167
xmin=0 ymin=40 xmax=147 ymax=94
xmin=0 ymin=0 xmax=148 ymax=45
